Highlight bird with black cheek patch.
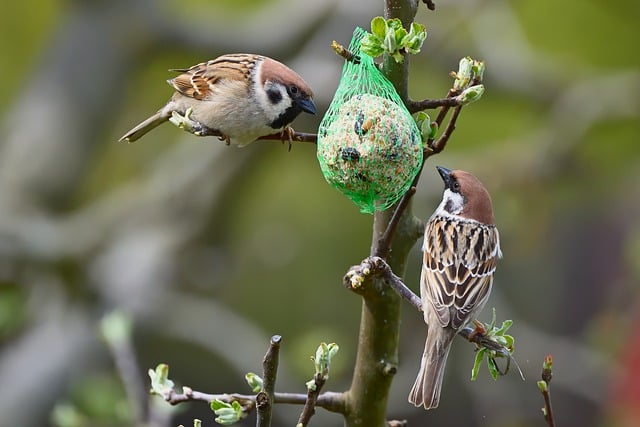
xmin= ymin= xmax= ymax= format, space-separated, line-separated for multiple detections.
xmin=119 ymin=54 xmax=316 ymax=146
xmin=409 ymin=166 xmax=502 ymax=410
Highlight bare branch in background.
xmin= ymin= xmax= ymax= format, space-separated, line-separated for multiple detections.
xmin=256 ymin=335 xmax=282 ymax=427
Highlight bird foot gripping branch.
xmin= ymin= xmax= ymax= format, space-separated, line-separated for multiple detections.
xmin=170 ymin=108 xmax=231 ymax=144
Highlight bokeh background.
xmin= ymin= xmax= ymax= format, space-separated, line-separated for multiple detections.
xmin=1 ymin=0 xmax=639 ymax=426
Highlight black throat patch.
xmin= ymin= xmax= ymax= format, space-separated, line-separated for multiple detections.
xmin=269 ymin=105 xmax=301 ymax=130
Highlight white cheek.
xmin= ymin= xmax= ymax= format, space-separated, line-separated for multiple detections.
xmin=255 ymin=81 xmax=292 ymax=123
xmin=434 ymin=188 xmax=465 ymax=216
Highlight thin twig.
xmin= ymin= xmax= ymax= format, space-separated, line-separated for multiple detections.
xmin=539 ymin=355 xmax=556 ymax=427
xmin=177 ymin=122 xmax=318 ymax=146
xmin=102 ymin=316 xmax=148 ymax=424
xmin=407 ymin=96 xmax=461 ymax=114
xmin=297 ymin=373 xmax=326 ymax=426
xmin=163 ymin=389 xmax=246 ymax=406
xmin=163 ymin=389 xmax=345 ymax=412
xmin=277 ymin=391 xmax=345 ymax=413
xmin=256 ymin=335 xmax=282 ymax=427
xmin=257 ymin=131 xmax=318 ymax=144
xmin=432 ymin=89 xmax=458 ymax=125
xmin=331 ymin=41 xmax=360 ymax=63
xmin=374 ymin=187 xmax=416 ymax=259
xmin=428 ymin=104 xmax=463 ymax=154
xmin=457 ymin=327 xmax=511 ymax=358
xmin=112 ymin=342 xmax=148 ymax=423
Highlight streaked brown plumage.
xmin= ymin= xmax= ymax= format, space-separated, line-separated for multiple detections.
xmin=409 ymin=166 xmax=501 ymax=410
xmin=119 ymin=54 xmax=316 ymax=146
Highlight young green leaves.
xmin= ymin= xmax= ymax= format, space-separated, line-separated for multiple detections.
xmin=452 ymin=56 xmax=485 ymax=105
xmin=470 ymin=309 xmax=518 ymax=381
xmin=414 ymin=111 xmax=438 ymax=142
xmin=210 ymin=400 xmax=244 ymax=426
xmin=148 ymin=363 xmax=175 ymax=397
xmin=361 ymin=17 xmax=427 ymax=63
xmin=306 ymin=342 xmax=339 ymax=391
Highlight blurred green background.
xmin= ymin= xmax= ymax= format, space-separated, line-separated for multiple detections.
xmin=1 ymin=0 xmax=639 ymax=426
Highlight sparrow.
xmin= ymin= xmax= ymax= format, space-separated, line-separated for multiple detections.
xmin=119 ymin=53 xmax=316 ymax=146
xmin=409 ymin=166 xmax=502 ymax=410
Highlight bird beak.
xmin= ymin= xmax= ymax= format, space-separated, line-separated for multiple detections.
xmin=436 ymin=166 xmax=454 ymax=187
xmin=297 ymin=97 xmax=317 ymax=115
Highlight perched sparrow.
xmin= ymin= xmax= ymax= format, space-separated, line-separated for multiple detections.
xmin=119 ymin=53 xmax=316 ymax=146
xmin=409 ymin=166 xmax=502 ymax=410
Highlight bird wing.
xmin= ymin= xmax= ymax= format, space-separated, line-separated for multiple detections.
xmin=421 ymin=217 xmax=501 ymax=329
xmin=167 ymin=54 xmax=259 ymax=101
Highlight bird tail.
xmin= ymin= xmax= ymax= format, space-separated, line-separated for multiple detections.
xmin=119 ymin=111 xmax=169 ymax=143
xmin=408 ymin=326 xmax=455 ymax=410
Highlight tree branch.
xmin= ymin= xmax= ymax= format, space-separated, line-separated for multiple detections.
xmin=538 ymin=355 xmax=556 ymax=427
xmin=296 ymin=373 xmax=326 ymax=426
xmin=330 ymin=41 xmax=359 ymax=63
xmin=256 ymin=131 xmax=318 ymax=144
xmin=428 ymin=104 xmax=463 ymax=155
xmin=374 ymin=186 xmax=421 ymax=259
xmin=163 ymin=389 xmax=344 ymax=412
xmin=256 ymin=335 xmax=282 ymax=427
xmin=407 ymin=96 xmax=462 ymax=114
xmin=102 ymin=316 xmax=148 ymax=424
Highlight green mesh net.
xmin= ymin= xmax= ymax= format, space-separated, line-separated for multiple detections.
xmin=317 ymin=27 xmax=423 ymax=214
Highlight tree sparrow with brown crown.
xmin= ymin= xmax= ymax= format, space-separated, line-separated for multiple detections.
xmin=409 ymin=166 xmax=502 ymax=410
xmin=119 ymin=53 xmax=316 ymax=146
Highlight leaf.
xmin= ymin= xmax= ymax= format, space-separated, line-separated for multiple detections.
xmin=471 ymin=349 xmax=485 ymax=381
xmin=313 ymin=342 xmax=339 ymax=379
xmin=503 ymin=334 xmax=514 ymax=350
xmin=404 ymin=22 xmax=427 ymax=54
xmin=394 ymin=27 xmax=408 ymax=47
xmin=428 ymin=122 xmax=439 ymax=140
xmin=361 ymin=35 xmax=385 ymax=58
xmin=210 ymin=400 xmax=230 ymax=411
xmin=244 ymin=372 xmax=263 ymax=393
xmin=494 ymin=319 xmax=513 ymax=336
xmin=386 ymin=18 xmax=403 ymax=31
xmin=392 ymin=51 xmax=405 ymax=64
xmin=149 ymin=364 xmax=174 ymax=396
xmin=459 ymin=84 xmax=485 ymax=105
xmin=210 ymin=400 xmax=242 ymax=425
xmin=384 ymin=30 xmax=397 ymax=55
xmin=410 ymin=22 xmax=427 ymax=36
xmin=487 ymin=357 xmax=499 ymax=380
xmin=370 ymin=16 xmax=387 ymax=38
xmin=489 ymin=307 xmax=497 ymax=330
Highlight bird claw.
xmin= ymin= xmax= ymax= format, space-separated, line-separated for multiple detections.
xmin=170 ymin=107 xmax=202 ymax=134
xmin=170 ymin=108 xmax=230 ymax=143
xmin=281 ymin=126 xmax=294 ymax=151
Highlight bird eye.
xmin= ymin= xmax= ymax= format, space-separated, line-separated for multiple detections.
xmin=452 ymin=181 xmax=461 ymax=192
xmin=289 ymin=85 xmax=299 ymax=95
